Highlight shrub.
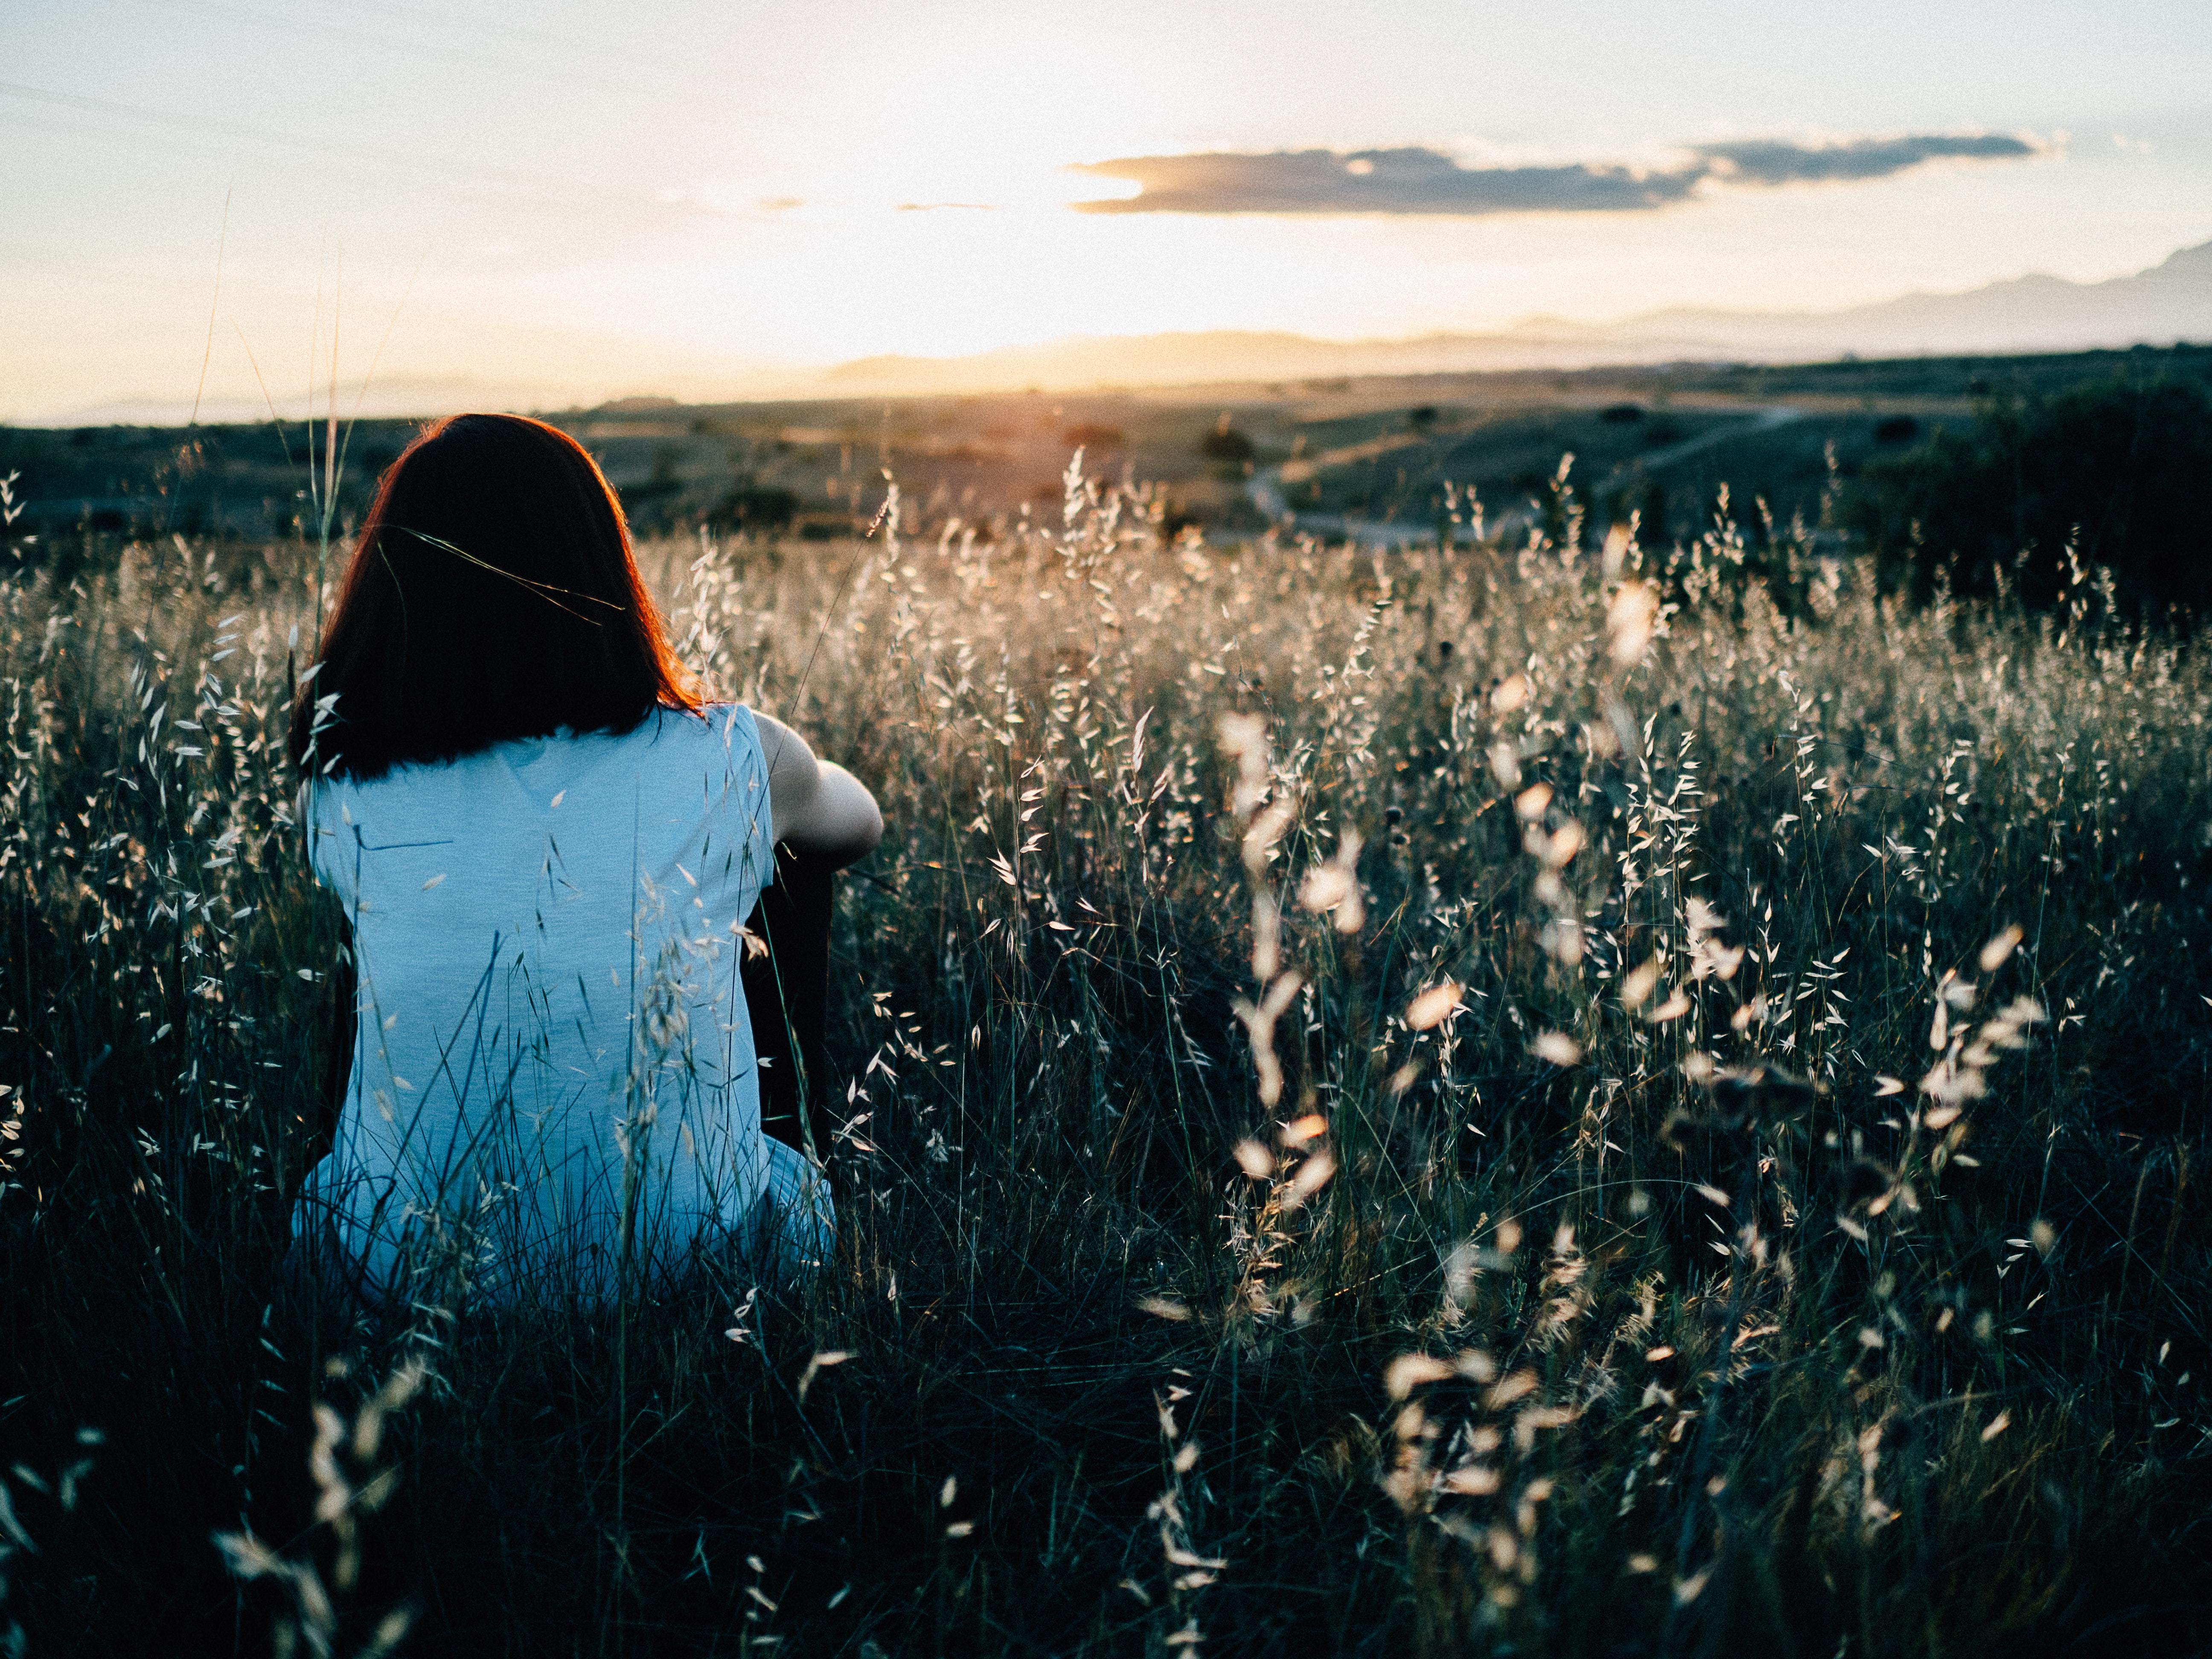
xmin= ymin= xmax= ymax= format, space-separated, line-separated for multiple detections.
xmin=1199 ymin=424 xmax=1256 ymax=467
xmin=1845 ymin=376 xmax=2212 ymax=618
xmin=713 ymin=480 xmax=800 ymax=529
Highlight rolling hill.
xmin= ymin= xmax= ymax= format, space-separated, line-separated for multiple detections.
xmin=808 ymin=239 xmax=2212 ymax=396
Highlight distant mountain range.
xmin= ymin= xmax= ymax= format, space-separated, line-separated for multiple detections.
xmin=806 ymin=238 xmax=2212 ymax=397
xmin=32 ymin=239 xmax=2210 ymax=426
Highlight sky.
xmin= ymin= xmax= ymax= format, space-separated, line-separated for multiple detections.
xmin=5 ymin=0 xmax=2211 ymax=421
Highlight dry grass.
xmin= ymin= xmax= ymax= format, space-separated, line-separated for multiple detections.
xmin=0 ymin=457 xmax=2207 ymax=1655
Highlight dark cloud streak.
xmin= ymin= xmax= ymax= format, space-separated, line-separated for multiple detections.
xmin=1694 ymin=133 xmax=2033 ymax=183
xmin=1070 ymin=134 xmax=2036 ymax=216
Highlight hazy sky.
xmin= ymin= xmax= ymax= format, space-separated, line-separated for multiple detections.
xmin=6 ymin=0 xmax=2210 ymax=420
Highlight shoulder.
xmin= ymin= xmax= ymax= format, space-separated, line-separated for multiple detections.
xmin=639 ymin=701 xmax=753 ymax=742
xmin=636 ymin=704 xmax=772 ymax=809
xmin=303 ymin=774 xmax=343 ymax=844
xmin=648 ymin=702 xmax=765 ymax=767
xmin=302 ymin=775 xmax=367 ymax=893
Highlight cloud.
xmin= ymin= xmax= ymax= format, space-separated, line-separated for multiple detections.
xmin=1693 ymin=134 xmax=2035 ymax=185
xmin=1069 ymin=148 xmax=1691 ymax=215
xmin=1068 ymin=134 xmax=2036 ymax=216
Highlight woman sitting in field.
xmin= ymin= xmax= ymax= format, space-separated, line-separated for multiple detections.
xmin=287 ymin=413 xmax=881 ymax=1310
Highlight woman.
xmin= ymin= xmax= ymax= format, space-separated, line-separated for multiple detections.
xmin=288 ymin=413 xmax=881 ymax=1310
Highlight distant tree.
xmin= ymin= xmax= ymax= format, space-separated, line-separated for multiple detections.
xmin=1844 ymin=376 xmax=2212 ymax=619
xmin=1198 ymin=422 xmax=1255 ymax=469
xmin=711 ymin=482 xmax=798 ymax=530
xmin=1408 ymin=405 xmax=1439 ymax=430
xmin=1599 ymin=403 xmax=1645 ymax=425
xmin=0 ymin=426 xmax=60 ymax=487
xmin=615 ymin=445 xmax=687 ymax=531
xmin=1871 ymin=415 xmax=1919 ymax=444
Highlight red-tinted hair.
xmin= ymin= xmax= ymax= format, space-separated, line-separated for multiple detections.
xmin=289 ymin=413 xmax=700 ymax=780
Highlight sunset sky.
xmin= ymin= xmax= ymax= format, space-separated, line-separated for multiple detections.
xmin=6 ymin=0 xmax=2210 ymax=422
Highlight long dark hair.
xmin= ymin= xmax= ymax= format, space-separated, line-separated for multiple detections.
xmin=289 ymin=413 xmax=700 ymax=780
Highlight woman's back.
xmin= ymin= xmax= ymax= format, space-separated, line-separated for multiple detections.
xmin=283 ymin=412 xmax=875 ymax=1305
xmin=297 ymin=704 xmax=790 ymax=1304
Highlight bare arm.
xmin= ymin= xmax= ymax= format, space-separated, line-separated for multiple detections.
xmin=752 ymin=709 xmax=884 ymax=867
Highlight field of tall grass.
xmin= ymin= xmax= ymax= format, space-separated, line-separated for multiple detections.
xmin=1 ymin=454 xmax=2206 ymax=1655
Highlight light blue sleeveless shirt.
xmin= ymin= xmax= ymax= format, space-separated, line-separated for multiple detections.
xmin=295 ymin=704 xmax=813 ymax=1303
